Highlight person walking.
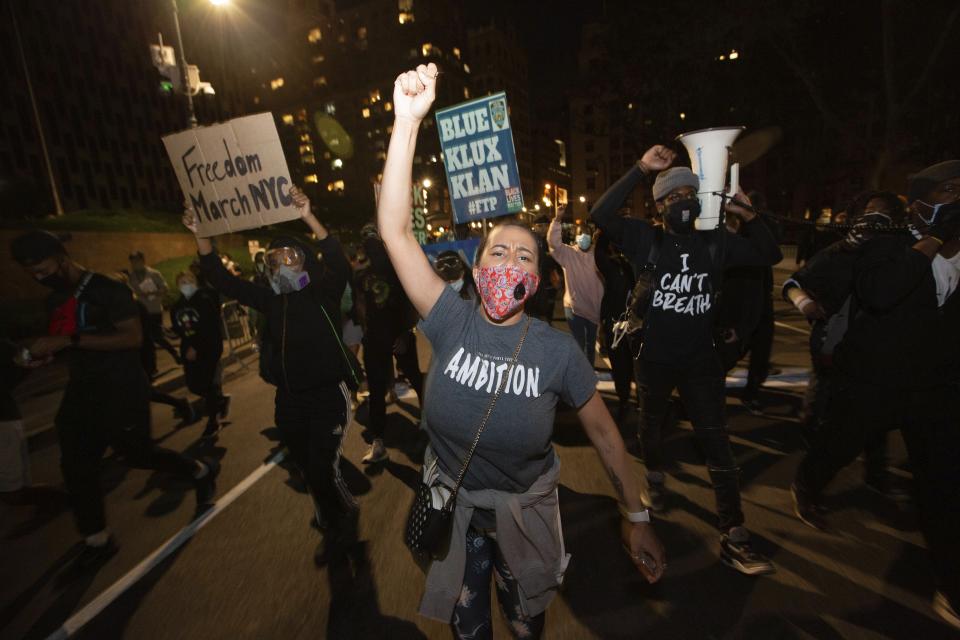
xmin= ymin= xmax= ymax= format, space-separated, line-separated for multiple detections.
xmin=127 ymin=251 xmax=179 ymax=369
xmin=378 ymin=64 xmax=664 ymax=639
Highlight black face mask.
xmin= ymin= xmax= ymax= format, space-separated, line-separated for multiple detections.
xmin=663 ymin=199 xmax=701 ymax=235
xmin=37 ymin=271 xmax=72 ymax=291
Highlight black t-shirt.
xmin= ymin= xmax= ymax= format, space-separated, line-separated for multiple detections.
xmin=170 ymin=288 xmax=223 ymax=360
xmin=46 ymin=272 xmax=142 ymax=383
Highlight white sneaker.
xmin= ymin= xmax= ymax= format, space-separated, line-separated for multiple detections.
xmin=361 ymin=439 xmax=388 ymax=464
xmin=934 ymin=591 xmax=960 ymax=630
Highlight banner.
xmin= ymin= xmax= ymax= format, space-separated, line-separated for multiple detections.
xmin=163 ymin=113 xmax=300 ymax=238
xmin=421 ymin=238 xmax=481 ymax=267
xmin=435 ymin=92 xmax=523 ymax=225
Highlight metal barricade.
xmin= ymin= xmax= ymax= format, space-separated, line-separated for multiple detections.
xmin=220 ymin=300 xmax=254 ymax=369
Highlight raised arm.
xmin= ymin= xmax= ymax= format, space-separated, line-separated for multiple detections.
xmin=377 ymin=64 xmax=446 ymax=319
xmin=546 ymin=216 xmax=576 ymax=266
xmin=722 ymin=190 xmax=783 ymax=267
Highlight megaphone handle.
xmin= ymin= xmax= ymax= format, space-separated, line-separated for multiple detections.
xmin=728 ymin=162 xmax=740 ymax=197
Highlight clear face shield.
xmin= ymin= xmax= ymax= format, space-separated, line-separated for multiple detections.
xmin=264 ymin=245 xmax=310 ymax=294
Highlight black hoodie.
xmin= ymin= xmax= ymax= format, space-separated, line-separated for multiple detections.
xmin=199 ymin=235 xmax=350 ymax=392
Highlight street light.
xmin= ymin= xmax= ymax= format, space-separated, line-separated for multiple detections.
xmin=210 ymin=0 xmax=230 ymax=4
xmin=578 ymin=195 xmax=586 ymax=203
xmin=422 ymin=178 xmax=432 ymax=188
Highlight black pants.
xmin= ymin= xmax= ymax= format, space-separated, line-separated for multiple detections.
xmin=146 ymin=313 xmax=179 ymax=361
xmin=743 ymin=296 xmax=774 ymax=400
xmin=795 ymin=377 xmax=960 ymax=602
xmin=56 ymin=374 xmax=197 ymax=536
xmin=636 ymin=353 xmax=744 ymax=532
xmin=275 ymin=383 xmax=355 ymax=527
xmin=186 ymin=357 xmax=224 ymax=425
xmin=363 ymin=331 xmax=423 ymax=440
xmin=601 ymin=319 xmax=635 ymax=405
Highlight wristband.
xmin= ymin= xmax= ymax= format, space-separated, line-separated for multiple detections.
xmin=795 ymin=297 xmax=815 ymax=312
xmin=636 ymin=160 xmax=650 ymax=176
xmin=619 ymin=506 xmax=651 ymax=523
xmin=925 ymin=235 xmax=945 ymax=246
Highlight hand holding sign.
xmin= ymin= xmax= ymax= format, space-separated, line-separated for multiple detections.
xmin=289 ymin=186 xmax=311 ymax=219
xmin=393 ymin=63 xmax=438 ymax=124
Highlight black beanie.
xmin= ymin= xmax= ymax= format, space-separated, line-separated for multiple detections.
xmin=907 ymin=160 xmax=960 ymax=203
xmin=10 ymin=230 xmax=67 ymax=266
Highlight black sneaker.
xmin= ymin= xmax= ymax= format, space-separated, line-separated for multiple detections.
xmin=792 ymin=483 xmax=830 ymax=531
xmin=201 ymin=421 xmax=221 ymax=440
xmin=720 ymin=534 xmax=776 ymax=576
xmin=314 ymin=513 xmax=357 ymax=567
xmin=218 ymin=395 xmax=232 ymax=420
xmin=174 ymin=400 xmax=198 ymax=426
xmin=194 ymin=458 xmax=221 ymax=510
xmin=74 ymin=537 xmax=119 ymax=572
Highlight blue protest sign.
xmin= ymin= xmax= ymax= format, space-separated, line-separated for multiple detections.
xmin=421 ymin=238 xmax=481 ymax=267
xmin=435 ymin=92 xmax=523 ymax=224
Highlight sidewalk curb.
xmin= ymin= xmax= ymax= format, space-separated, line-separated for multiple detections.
xmin=25 ymin=345 xmax=259 ymax=450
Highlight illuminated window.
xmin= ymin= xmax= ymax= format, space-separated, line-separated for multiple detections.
xmin=313 ymin=76 xmax=327 ymax=87
xmin=463 ymin=63 xmax=470 ymax=74
xmin=332 ymin=158 xmax=343 ymax=169
xmin=453 ymin=47 xmax=461 ymax=59
xmin=301 ymin=155 xmax=316 ymax=165
xmin=281 ymin=114 xmax=294 ymax=125
xmin=362 ymin=108 xmax=371 ymax=118
xmin=307 ymin=28 xmax=321 ymax=43
xmin=323 ymin=151 xmax=331 ymax=159
xmin=270 ymin=77 xmax=284 ymax=90
xmin=398 ymin=12 xmax=414 ymax=24
xmin=299 ymin=144 xmax=313 ymax=154
xmin=555 ymin=140 xmax=567 ymax=168
xmin=324 ymin=102 xmax=336 ymax=115
xmin=296 ymin=109 xmax=307 ymax=122
xmin=369 ymin=88 xmax=381 ymax=103
xmin=357 ymin=26 xmax=367 ymax=40
xmin=312 ymin=54 xmax=325 ymax=64
xmin=304 ymin=174 xmax=319 ymax=183
xmin=421 ymin=43 xmax=433 ymax=57
xmin=398 ymin=0 xmax=413 ymax=9
xmin=463 ymin=87 xmax=470 ymax=99
xmin=299 ymin=134 xmax=311 ymax=142
xmin=384 ymin=102 xmax=392 ymax=112
xmin=253 ymin=96 xmax=261 ymax=105
xmin=376 ymin=151 xmax=387 ymax=161
xmin=327 ymin=180 xmax=345 ymax=192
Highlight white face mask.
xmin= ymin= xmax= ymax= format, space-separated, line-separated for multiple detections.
xmin=577 ymin=234 xmax=592 ymax=251
xmin=179 ymin=283 xmax=198 ymax=299
xmin=450 ymin=278 xmax=465 ymax=293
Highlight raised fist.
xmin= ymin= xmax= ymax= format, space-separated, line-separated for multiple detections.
xmin=392 ymin=63 xmax=439 ymax=123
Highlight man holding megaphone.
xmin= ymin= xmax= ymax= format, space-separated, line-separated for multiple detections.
xmin=591 ymin=144 xmax=782 ymax=577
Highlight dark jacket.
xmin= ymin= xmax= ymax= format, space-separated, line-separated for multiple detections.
xmin=170 ymin=288 xmax=223 ymax=362
xmin=199 ymin=235 xmax=350 ymax=392
xmin=594 ymin=232 xmax=636 ymax=323
xmin=590 ymin=165 xmax=783 ymax=364
xmin=836 ymin=234 xmax=960 ymax=388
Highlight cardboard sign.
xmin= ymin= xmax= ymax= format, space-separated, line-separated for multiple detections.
xmin=435 ymin=92 xmax=523 ymax=225
xmin=162 ymin=113 xmax=300 ymax=237
xmin=421 ymin=238 xmax=481 ymax=267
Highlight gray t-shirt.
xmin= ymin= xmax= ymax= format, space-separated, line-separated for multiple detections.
xmin=420 ymin=286 xmax=598 ymax=500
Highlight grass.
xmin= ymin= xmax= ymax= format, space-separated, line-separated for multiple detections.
xmin=1 ymin=209 xmax=186 ymax=234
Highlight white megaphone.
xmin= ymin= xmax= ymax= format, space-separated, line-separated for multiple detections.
xmin=675 ymin=126 xmax=744 ymax=230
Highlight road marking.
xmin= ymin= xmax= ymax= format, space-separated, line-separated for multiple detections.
xmin=46 ymin=450 xmax=286 ymax=640
xmin=775 ymin=320 xmax=811 ymax=336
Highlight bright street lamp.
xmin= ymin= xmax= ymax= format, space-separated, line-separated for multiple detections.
xmin=578 ymin=195 xmax=586 ymax=203
xmin=210 ymin=0 xmax=230 ymax=5
xmin=422 ymin=178 xmax=432 ymax=188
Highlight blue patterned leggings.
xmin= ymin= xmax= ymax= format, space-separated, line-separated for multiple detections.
xmin=451 ymin=528 xmax=546 ymax=640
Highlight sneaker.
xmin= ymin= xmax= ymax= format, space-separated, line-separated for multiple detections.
xmin=174 ymin=399 xmax=196 ymax=425
xmin=720 ymin=532 xmax=776 ymax=576
xmin=792 ymin=483 xmax=830 ymax=531
xmin=643 ymin=479 xmax=665 ymax=512
xmin=194 ymin=458 xmax=221 ymax=509
xmin=933 ymin=591 xmax=960 ymax=631
xmin=361 ymin=439 xmax=388 ymax=464
xmin=218 ymin=395 xmax=232 ymax=420
xmin=74 ymin=536 xmax=119 ymax=572
xmin=741 ymin=398 xmax=764 ymax=415
xmin=201 ymin=421 xmax=221 ymax=440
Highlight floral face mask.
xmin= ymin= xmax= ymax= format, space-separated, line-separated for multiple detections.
xmin=474 ymin=264 xmax=539 ymax=320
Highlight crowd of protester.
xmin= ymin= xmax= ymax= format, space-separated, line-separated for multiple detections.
xmin=4 ymin=61 xmax=959 ymax=637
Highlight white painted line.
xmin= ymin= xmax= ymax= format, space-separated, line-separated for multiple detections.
xmin=775 ymin=320 xmax=811 ymax=336
xmin=46 ymin=450 xmax=287 ymax=640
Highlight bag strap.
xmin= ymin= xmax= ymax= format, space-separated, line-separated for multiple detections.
xmin=319 ymin=303 xmax=362 ymax=388
xmin=446 ymin=316 xmax=532 ymax=504
xmin=74 ymin=271 xmax=93 ymax=299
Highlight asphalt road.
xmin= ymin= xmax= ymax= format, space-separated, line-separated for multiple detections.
xmin=2 ymin=275 xmax=957 ymax=640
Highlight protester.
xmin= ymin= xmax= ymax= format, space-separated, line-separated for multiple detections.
xmin=378 ymin=63 xmax=664 ymax=640
xmin=526 ymin=216 xmax=562 ymax=324
xmin=790 ymin=161 xmax=960 ymax=629
xmin=783 ymin=190 xmax=907 ymax=493
xmin=10 ymin=231 xmax=218 ymax=570
xmin=432 ymin=250 xmax=477 ymax=302
xmin=171 ymin=271 xmax=228 ymax=440
xmin=591 ymin=152 xmax=783 ymax=576
xmin=594 ymin=229 xmax=637 ymax=423
xmin=184 ymin=186 xmax=356 ymax=565
xmin=127 ymin=251 xmax=179 ymax=368
xmin=547 ymin=210 xmax=604 ymax=366
xmin=354 ymin=223 xmax=424 ymax=464
xmin=341 ymin=246 xmax=365 ymax=358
